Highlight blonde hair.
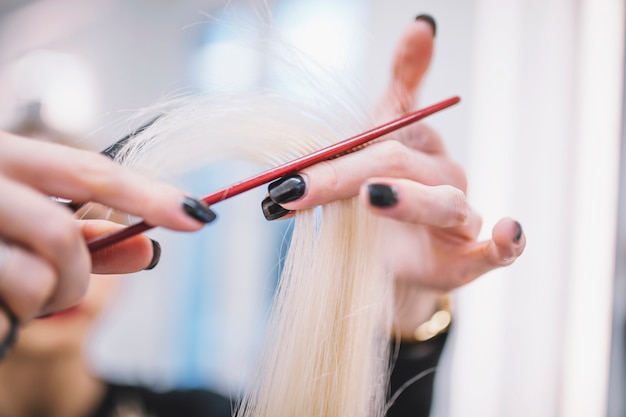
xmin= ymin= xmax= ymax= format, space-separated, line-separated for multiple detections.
xmin=112 ymin=46 xmax=396 ymax=417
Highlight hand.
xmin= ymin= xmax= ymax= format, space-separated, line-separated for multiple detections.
xmin=261 ymin=16 xmax=525 ymax=337
xmin=0 ymin=131 xmax=215 ymax=349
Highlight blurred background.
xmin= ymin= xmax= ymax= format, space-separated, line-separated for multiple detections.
xmin=0 ymin=0 xmax=624 ymax=416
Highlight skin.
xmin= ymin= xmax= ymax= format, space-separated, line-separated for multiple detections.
xmin=0 ymin=274 xmax=121 ymax=417
xmin=275 ymin=19 xmax=526 ymax=337
xmin=0 ymin=132 xmax=209 ymax=341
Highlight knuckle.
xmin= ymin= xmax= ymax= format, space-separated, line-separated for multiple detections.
xmin=21 ymin=270 xmax=56 ymax=315
xmin=400 ymin=123 xmax=445 ymax=153
xmin=72 ymin=153 xmax=119 ymax=200
xmin=447 ymin=186 xmax=470 ymax=225
xmin=39 ymin=216 xmax=82 ymax=255
xmin=8 ymin=255 xmax=56 ymax=321
xmin=313 ymin=160 xmax=341 ymax=193
xmin=60 ymin=274 xmax=89 ymax=308
xmin=41 ymin=255 xmax=89 ymax=314
xmin=377 ymin=141 xmax=411 ymax=175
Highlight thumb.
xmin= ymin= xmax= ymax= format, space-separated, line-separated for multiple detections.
xmin=81 ymin=220 xmax=157 ymax=274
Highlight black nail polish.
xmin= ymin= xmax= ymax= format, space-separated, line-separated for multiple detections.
xmin=513 ymin=221 xmax=523 ymax=244
xmin=181 ymin=197 xmax=217 ymax=224
xmin=145 ymin=240 xmax=161 ymax=270
xmin=368 ymin=184 xmax=398 ymax=207
xmin=262 ymin=196 xmax=292 ymax=221
xmin=415 ymin=14 xmax=437 ymax=37
xmin=268 ymin=175 xmax=306 ymax=204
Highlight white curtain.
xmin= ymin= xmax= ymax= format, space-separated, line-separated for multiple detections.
xmin=396 ymin=1 xmax=625 ymax=416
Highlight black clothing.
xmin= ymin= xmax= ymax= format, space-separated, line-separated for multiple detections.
xmin=386 ymin=330 xmax=449 ymax=417
xmin=89 ymin=383 xmax=232 ymax=417
xmin=87 ymin=331 xmax=448 ymax=417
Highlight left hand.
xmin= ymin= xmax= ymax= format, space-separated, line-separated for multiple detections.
xmin=261 ymin=16 xmax=525 ymax=336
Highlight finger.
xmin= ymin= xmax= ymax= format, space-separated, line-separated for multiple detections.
xmin=378 ymin=15 xmax=436 ymax=118
xmin=81 ymin=220 xmax=161 ymax=273
xmin=487 ymin=217 xmax=526 ymax=263
xmin=393 ymin=121 xmax=448 ymax=158
xmin=0 ymin=176 xmax=91 ymax=312
xmin=0 ymin=241 xmax=65 ymax=321
xmin=454 ymin=218 xmax=526 ymax=287
xmin=268 ymin=140 xmax=462 ymax=211
xmin=0 ymin=132 xmax=210 ymax=231
xmin=378 ymin=17 xmax=450 ymax=158
xmin=261 ymin=194 xmax=295 ymax=221
xmin=360 ymin=180 xmax=469 ymax=228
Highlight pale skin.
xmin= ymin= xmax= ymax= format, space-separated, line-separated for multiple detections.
xmin=0 ymin=275 xmax=121 ymax=417
xmin=0 ymin=134 xmax=210 ymax=340
xmin=275 ymin=18 xmax=526 ymax=337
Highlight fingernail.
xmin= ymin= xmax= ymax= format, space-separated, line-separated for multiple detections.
xmin=145 ymin=240 xmax=161 ymax=270
xmin=415 ymin=14 xmax=437 ymax=37
xmin=368 ymin=184 xmax=398 ymax=207
xmin=513 ymin=221 xmax=523 ymax=244
xmin=262 ymin=196 xmax=292 ymax=221
xmin=181 ymin=197 xmax=217 ymax=224
xmin=268 ymin=174 xmax=306 ymax=204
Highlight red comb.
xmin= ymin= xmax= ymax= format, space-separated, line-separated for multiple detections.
xmin=87 ymin=96 xmax=460 ymax=252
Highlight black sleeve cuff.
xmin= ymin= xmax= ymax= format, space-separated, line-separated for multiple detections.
xmin=386 ymin=326 xmax=450 ymax=417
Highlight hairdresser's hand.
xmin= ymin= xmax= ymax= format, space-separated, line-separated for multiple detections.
xmin=367 ymin=16 xmax=522 ymax=287
xmin=0 ymin=131 xmax=215 ymax=346
xmin=261 ymin=16 xmax=525 ymax=335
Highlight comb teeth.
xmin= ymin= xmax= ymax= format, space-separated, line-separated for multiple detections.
xmin=328 ymin=137 xmax=388 ymax=160
xmin=87 ymin=96 xmax=460 ymax=253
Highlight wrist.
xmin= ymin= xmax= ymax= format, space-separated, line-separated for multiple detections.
xmin=392 ymin=285 xmax=452 ymax=342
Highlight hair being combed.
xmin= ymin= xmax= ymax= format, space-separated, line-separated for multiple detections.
xmin=236 ymin=198 xmax=392 ymax=417
xmin=110 ymin=46 xmax=396 ymax=416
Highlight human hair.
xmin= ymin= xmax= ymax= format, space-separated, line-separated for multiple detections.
xmin=109 ymin=87 xmax=396 ymax=417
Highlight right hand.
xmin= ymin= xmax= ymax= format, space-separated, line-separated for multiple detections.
xmin=0 ymin=130 xmax=214 ymax=342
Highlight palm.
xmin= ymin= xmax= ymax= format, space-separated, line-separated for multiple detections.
xmin=384 ymin=216 xmax=482 ymax=290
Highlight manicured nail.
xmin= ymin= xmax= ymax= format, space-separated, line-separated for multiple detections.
xmin=262 ymin=196 xmax=292 ymax=221
xmin=415 ymin=14 xmax=437 ymax=37
xmin=181 ymin=197 xmax=217 ymax=224
xmin=145 ymin=240 xmax=161 ymax=270
xmin=513 ymin=221 xmax=523 ymax=244
xmin=368 ymin=184 xmax=398 ymax=207
xmin=268 ymin=174 xmax=306 ymax=204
